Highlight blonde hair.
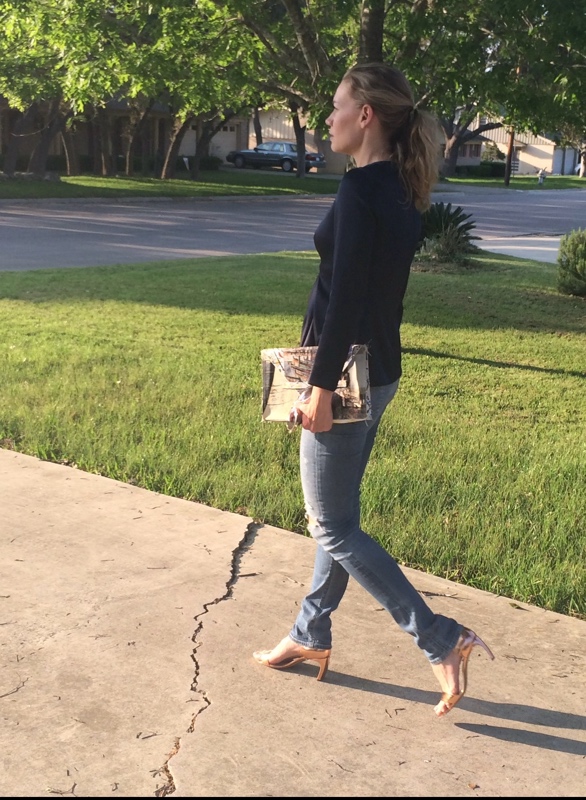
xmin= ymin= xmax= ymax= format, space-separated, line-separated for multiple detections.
xmin=342 ymin=63 xmax=441 ymax=211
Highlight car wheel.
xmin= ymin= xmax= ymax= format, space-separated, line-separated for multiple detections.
xmin=281 ymin=159 xmax=294 ymax=172
xmin=234 ymin=155 xmax=245 ymax=168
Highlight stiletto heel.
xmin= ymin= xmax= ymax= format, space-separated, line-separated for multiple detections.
xmin=253 ymin=640 xmax=331 ymax=681
xmin=434 ymin=627 xmax=495 ymax=717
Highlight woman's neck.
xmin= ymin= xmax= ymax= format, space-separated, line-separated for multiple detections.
xmin=352 ymin=142 xmax=391 ymax=168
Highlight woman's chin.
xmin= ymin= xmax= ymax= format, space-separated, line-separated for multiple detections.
xmin=329 ymin=142 xmax=347 ymax=155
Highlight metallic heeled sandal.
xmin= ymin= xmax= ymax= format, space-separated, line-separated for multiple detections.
xmin=434 ymin=627 xmax=495 ymax=717
xmin=253 ymin=641 xmax=331 ymax=681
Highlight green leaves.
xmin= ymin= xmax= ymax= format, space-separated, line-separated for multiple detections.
xmin=557 ymin=228 xmax=586 ymax=297
xmin=418 ymin=201 xmax=480 ymax=264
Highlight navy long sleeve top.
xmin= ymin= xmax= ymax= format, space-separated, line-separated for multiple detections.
xmin=300 ymin=160 xmax=422 ymax=391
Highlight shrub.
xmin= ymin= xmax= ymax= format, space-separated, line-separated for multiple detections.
xmin=199 ymin=155 xmax=223 ymax=171
xmin=481 ymin=142 xmax=505 ymax=162
xmin=416 ymin=201 xmax=481 ymax=266
xmin=422 ymin=201 xmax=479 ymax=247
xmin=455 ymin=162 xmax=506 ymax=178
xmin=557 ymin=228 xmax=586 ymax=297
xmin=45 ymin=154 xmax=69 ymax=172
xmin=416 ymin=227 xmax=474 ymax=266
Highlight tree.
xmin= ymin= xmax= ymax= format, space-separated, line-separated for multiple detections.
xmin=0 ymin=1 xmax=75 ymax=175
xmin=0 ymin=0 xmax=263 ymax=178
xmin=378 ymin=0 xmax=586 ymax=178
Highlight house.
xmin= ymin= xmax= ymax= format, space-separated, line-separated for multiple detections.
xmin=479 ymin=124 xmax=581 ymax=175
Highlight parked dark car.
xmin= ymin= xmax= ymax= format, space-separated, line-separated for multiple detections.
xmin=226 ymin=141 xmax=326 ymax=172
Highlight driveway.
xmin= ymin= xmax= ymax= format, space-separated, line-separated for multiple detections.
xmin=0 ymin=187 xmax=584 ymax=271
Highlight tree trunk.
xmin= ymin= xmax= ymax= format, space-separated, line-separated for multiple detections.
xmin=140 ymin=118 xmax=152 ymax=176
xmin=504 ymin=128 xmax=515 ymax=186
xmin=121 ymin=117 xmax=134 ymax=177
xmin=161 ymin=117 xmax=193 ymax=179
xmin=122 ymin=102 xmax=155 ymax=176
xmin=253 ymin=107 xmax=263 ymax=145
xmin=358 ymin=0 xmax=386 ymax=63
xmin=191 ymin=120 xmax=215 ymax=180
xmin=191 ymin=111 xmax=237 ymax=180
xmin=27 ymin=99 xmax=70 ymax=175
xmin=442 ymin=135 xmax=460 ymax=177
xmin=290 ymin=103 xmax=306 ymax=179
xmin=95 ymin=108 xmax=116 ymax=176
xmin=61 ymin=126 xmax=80 ymax=175
xmin=2 ymin=102 xmax=38 ymax=175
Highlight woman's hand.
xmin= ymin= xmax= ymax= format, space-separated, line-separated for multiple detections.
xmin=296 ymin=386 xmax=334 ymax=433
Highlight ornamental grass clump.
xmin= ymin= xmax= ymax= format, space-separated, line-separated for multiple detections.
xmin=557 ymin=228 xmax=586 ymax=297
xmin=416 ymin=201 xmax=480 ymax=266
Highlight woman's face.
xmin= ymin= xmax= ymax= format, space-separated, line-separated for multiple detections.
xmin=325 ymin=81 xmax=365 ymax=157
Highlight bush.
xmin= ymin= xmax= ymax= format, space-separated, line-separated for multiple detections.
xmin=176 ymin=155 xmax=223 ymax=172
xmin=421 ymin=201 xmax=480 ymax=247
xmin=0 ymin=154 xmax=30 ymax=172
xmin=455 ymin=162 xmax=506 ymax=178
xmin=417 ymin=202 xmax=480 ymax=266
xmin=416 ymin=227 xmax=475 ymax=265
xmin=199 ymin=155 xmax=223 ymax=171
xmin=557 ymin=228 xmax=586 ymax=297
xmin=481 ymin=142 xmax=505 ymax=163
xmin=417 ymin=201 xmax=481 ymax=265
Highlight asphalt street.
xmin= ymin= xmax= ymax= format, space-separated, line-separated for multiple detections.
xmin=0 ymin=186 xmax=584 ymax=271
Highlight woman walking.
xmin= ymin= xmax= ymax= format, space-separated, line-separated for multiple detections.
xmin=253 ymin=63 xmax=494 ymax=717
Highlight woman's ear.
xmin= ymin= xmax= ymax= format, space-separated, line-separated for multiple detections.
xmin=359 ymin=104 xmax=375 ymax=128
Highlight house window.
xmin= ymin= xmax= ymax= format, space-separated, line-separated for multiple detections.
xmin=462 ymin=143 xmax=481 ymax=157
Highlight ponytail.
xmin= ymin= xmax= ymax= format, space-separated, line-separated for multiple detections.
xmin=395 ymin=107 xmax=441 ymax=211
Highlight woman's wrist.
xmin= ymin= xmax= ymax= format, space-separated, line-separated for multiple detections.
xmin=309 ymin=385 xmax=334 ymax=400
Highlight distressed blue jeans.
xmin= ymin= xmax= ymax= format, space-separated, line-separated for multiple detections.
xmin=289 ymin=381 xmax=462 ymax=664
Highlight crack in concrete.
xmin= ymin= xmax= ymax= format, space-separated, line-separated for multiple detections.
xmin=152 ymin=520 xmax=261 ymax=797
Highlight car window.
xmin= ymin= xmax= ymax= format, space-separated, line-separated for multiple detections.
xmin=258 ymin=143 xmax=272 ymax=152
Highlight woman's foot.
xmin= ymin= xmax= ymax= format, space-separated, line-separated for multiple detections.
xmin=432 ymin=628 xmax=495 ymax=717
xmin=253 ymin=636 xmax=331 ymax=681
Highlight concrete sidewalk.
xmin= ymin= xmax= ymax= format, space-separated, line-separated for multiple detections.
xmin=1 ymin=448 xmax=585 ymax=797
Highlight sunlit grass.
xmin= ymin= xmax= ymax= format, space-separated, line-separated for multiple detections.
xmin=2 ymin=169 xmax=583 ymax=202
xmin=0 ymin=169 xmax=342 ymax=200
xmin=0 ymin=251 xmax=584 ymax=617
xmin=443 ymin=174 xmax=585 ymax=190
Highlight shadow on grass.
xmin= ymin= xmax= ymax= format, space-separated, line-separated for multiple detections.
xmin=403 ymin=347 xmax=586 ymax=380
xmin=0 ymin=171 xmax=341 ymax=201
xmin=0 ymin=253 xmax=584 ymax=338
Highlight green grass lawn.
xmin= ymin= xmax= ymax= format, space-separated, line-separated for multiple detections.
xmin=1 ymin=250 xmax=584 ymax=619
xmin=0 ymin=168 xmax=584 ymax=201
xmin=442 ymin=174 xmax=585 ymax=190
xmin=0 ymin=169 xmax=342 ymax=200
